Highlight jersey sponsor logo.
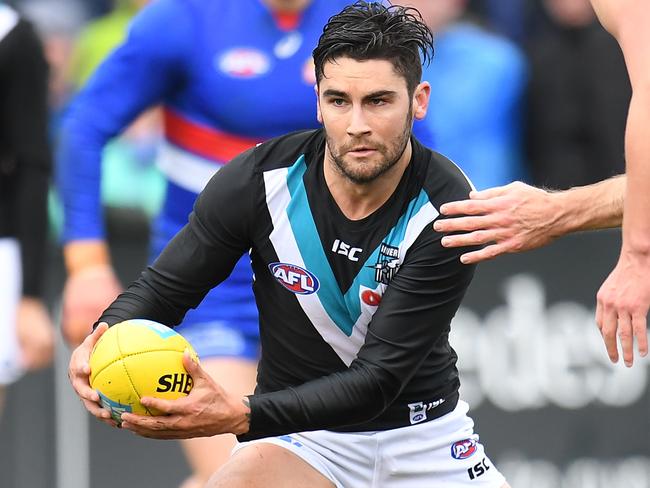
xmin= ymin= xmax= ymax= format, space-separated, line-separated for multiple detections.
xmin=269 ymin=262 xmax=320 ymax=295
xmin=467 ymin=457 xmax=491 ymax=480
xmin=372 ymin=243 xmax=400 ymax=284
xmin=331 ymin=239 xmax=363 ymax=262
xmin=451 ymin=438 xmax=478 ymax=460
xmin=216 ymin=48 xmax=270 ymax=78
xmin=274 ymin=31 xmax=303 ymax=59
xmin=407 ymin=398 xmax=445 ymax=424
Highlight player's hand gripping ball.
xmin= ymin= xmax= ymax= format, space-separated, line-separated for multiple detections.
xmin=89 ymin=319 xmax=198 ymax=424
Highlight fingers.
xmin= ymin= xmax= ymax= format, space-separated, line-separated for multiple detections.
xmin=468 ymin=184 xmax=510 ymax=200
xmin=68 ymin=323 xmax=111 ymax=420
xmin=440 ymin=198 xmax=494 ymax=217
xmin=457 ymin=243 xmax=509 ymax=265
xmin=599 ymin=305 xmax=619 ymax=364
xmin=441 ymin=229 xmax=499 ymax=248
xmin=121 ymin=413 xmax=186 ymax=439
xmin=140 ymin=395 xmax=179 ymax=414
xmin=617 ymin=312 xmax=634 ymax=367
xmin=632 ymin=313 xmax=648 ymax=359
xmin=434 ymin=216 xmax=489 ymax=234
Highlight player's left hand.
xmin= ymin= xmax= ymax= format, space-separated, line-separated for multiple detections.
xmin=596 ymin=247 xmax=650 ymax=367
xmin=120 ymin=351 xmax=251 ymax=439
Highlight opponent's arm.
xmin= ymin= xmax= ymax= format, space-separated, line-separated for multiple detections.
xmin=58 ymin=0 xmax=194 ymax=345
xmin=433 ymin=176 xmax=625 ymax=264
xmin=591 ymin=0 xmax=650 ymax=367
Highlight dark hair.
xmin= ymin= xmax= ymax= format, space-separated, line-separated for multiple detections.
xmin=312 ymin=1 xmax=434 ymax=96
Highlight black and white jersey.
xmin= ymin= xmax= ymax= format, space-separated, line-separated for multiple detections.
xmin=99 ymin=129 xmax=477 ymax=441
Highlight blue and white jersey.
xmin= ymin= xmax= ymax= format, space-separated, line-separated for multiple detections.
xmin=98 ymin=129 xmax=476 ymax=440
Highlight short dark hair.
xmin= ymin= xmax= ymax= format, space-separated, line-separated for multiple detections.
xmin=312 ymin=1 xmax=434 ymax=96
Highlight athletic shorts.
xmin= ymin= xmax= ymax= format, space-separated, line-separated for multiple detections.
xmin=234 ymin=400 xmax=506 ymax=488
xmin=0 ymin=239 xmax=24 ymax=385
xmin=151 ymin=182 xmax=260 ymax=361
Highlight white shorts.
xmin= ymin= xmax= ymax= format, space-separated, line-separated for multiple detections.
xmin=234 ymin=400 xmax=506 ymax=488
xmin=0 ymin=238 xmax=23 ymax=385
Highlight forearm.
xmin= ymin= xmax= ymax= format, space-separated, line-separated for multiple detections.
xmin=621 ymin=87 xmax=650 ymax=255
xmin=552 ymin=175 xmax=625 ymax=235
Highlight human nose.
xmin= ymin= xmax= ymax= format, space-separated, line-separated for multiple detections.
xmin=346 ymin=105 xmax=371 ymax=137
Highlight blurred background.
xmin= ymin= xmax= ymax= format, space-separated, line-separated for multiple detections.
xmin=0 ymin=0 xmax=647 ymax=487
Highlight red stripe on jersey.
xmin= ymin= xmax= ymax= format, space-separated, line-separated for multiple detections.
xmin=273 ymin=11 xmax=302 ymax=31
xmin=163 ymin=108 xmax=261 ymax=162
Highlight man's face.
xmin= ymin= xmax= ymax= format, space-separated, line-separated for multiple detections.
xmin=316 ymin=57 xmax=429 ymax=185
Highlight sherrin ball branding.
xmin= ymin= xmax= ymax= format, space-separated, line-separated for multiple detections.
xmin=89 ymin=319 xmax=198 ymax=423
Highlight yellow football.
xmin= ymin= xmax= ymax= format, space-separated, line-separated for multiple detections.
xmin=89 ymin=319 xmax=198 ymax=423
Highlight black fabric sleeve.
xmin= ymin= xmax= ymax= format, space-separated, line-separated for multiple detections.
xmin=240 ymin=224 xmax=475 ymax=440
xmin=0 ymin=20 xmax=51 ymax=298
xmin=96 ymin=149 xmax=258 ymax=327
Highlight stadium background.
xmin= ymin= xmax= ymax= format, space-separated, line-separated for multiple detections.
xmin=1 ymin=0 xmax=648 ymax=487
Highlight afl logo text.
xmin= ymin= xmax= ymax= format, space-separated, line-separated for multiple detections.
xmin=269 ymin=262 xmax=320 ymax=295
xmin=451 ymin=439 xmax=478 ymax=460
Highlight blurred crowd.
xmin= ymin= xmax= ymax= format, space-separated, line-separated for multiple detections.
xmin=9 ymin=0 xmax=630 ymax=213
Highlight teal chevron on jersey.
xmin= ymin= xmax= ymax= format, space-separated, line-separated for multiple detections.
xmin=285 ymin=155 xmax=355 ymax=336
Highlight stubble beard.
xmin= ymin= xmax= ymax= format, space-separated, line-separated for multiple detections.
xmin=326 ymin=110 xmax=413 ymax=185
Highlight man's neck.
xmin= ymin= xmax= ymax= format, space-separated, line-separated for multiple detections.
xmin=261 ymin=0 xmax=310 ymax=13
xmin=323 ymin=142 xmax=413 ymax=221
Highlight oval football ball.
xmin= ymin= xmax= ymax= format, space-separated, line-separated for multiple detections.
xmin=89 ymin=319 xmax=198 ymax=423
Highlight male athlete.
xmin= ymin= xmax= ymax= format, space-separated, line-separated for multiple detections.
xmin=58 ymin=2 xmax=433 ymax=482
xmin=434 ymin=0 xmax=650 ymax=370
xmin=69 ymin=3 xmax=510 ymax=487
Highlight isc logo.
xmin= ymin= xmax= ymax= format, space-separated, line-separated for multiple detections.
xmin=269 ymin=262 xmax=320 ymax=295
xmin=156 ymin=373 xmax=193 ymax=394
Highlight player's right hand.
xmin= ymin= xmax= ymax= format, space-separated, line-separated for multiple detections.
xmin=68 ymin=322 xmax=116 ymax=427
xmin=62 ymin=265 xmax=122 ymax=347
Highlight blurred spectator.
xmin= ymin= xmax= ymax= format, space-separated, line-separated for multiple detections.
xmin=408 ymin=0 xmax=528 ymax=190
xmin=67 ymin=0 xmax=164 ymax=219
xmin=526 ymin=0 xmax=631 ymax=190
xmin=0 ymin=1 xmax=55 ymax=415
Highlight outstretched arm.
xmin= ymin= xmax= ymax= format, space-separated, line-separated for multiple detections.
xmin=433 ymin=177 xmax=625 ymax=264
xmin=590 ymin=0 xmax=650 ymax=367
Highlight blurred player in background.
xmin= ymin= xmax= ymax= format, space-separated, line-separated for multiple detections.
xmin=57 ymin=0 xmax=434 ymax=486
xmin=434 ymin=0 xmax=650 ymax=370
xmin=0 ymin=1 xmax=55 ymax=417
xmin=406 ymin=0 xmax=527 ymax=190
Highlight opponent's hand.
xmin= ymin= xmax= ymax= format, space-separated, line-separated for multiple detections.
xmin=62 ymin=265 xmax=122 ymax=347
xmin=433 ymin=182 xmax=561 ymax=264
xmin=596 ymin=248 xmax=650 ymax=367
xmin=121 ymin=352 xmax=251 ymax=439
xmin=16 ymin=297 xmax=55 ymax=370
xmin=68 ymin=322 xmax=115 ymax=426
